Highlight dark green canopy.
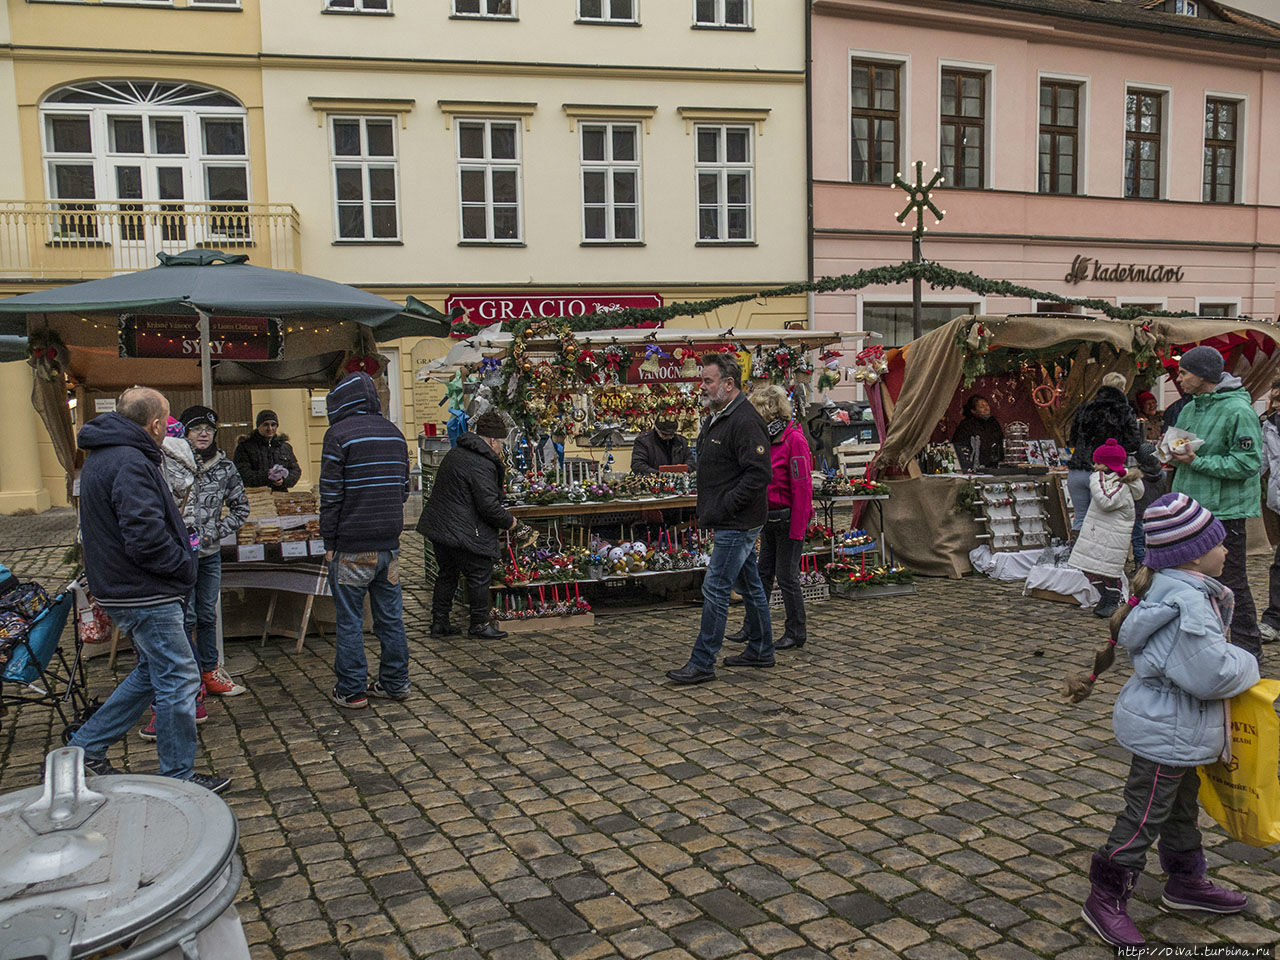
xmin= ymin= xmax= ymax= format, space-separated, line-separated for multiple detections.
xmin=0 ymin=251 xmax=449 ymax=340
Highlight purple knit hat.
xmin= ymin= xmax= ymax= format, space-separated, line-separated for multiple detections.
xmin=1142 ymin=493 xmax=1225 ymax=570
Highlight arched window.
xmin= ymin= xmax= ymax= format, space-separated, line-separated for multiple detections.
xmin=40 ymin=80 xmax=249 ymax=242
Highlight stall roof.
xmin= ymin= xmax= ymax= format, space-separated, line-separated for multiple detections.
xmin=418 ymin=327 xmax=869 ymax=379
xmin=0 ymin=250 xmax=448 ymax=340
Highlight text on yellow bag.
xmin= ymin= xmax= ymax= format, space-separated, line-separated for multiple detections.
xmin=1198 ymin=678 xmax=1280 ymax=847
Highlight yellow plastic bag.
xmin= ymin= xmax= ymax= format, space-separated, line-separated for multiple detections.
xmin=1198 ymin=678 xmax=1280 ymax=847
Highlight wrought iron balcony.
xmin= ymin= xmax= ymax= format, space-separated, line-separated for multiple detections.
xmin=0 ymin=201 xmax=301 ymax=278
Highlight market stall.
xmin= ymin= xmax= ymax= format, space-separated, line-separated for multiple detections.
xmin=872 ymin=313 xmax=1280 ymax=578
xmin=419 ymin=320 xmax=912 ymax=625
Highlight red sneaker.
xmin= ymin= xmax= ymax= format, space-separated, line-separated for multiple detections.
xmin=202 ymin=666 xmax=246 ymax=697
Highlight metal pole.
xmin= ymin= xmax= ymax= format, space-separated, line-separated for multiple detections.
xmin=911 ymin=234 xmax=923 ymax=340
xmin=197 ymin=307 xmax=213 ymax=407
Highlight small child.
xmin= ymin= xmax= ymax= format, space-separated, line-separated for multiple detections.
xmin=1066 ymin=493 xmax=1259 ymax=948
xmin=1068 ymin=438 xmax=1146 ymax=617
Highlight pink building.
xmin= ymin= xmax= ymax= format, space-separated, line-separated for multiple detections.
xmin=810 ymin=0 xmax=1280 ymax=351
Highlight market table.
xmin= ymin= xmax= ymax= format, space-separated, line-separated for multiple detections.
xmin=219 ymin=547 xmax=330 ymax=653
xmin=507 ymin=494 xmax=697 ymax=519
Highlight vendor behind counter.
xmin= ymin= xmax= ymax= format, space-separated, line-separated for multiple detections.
xmin=951 ymin=394 xmax=1004 ymax=471
xmin=632 ymin=419 xmax=694 ymax=474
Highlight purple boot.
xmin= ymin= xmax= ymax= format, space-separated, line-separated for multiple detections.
xmin=1082 ymin=853 xmax=1145 ymax=947
xmin=1159 ymin=845 xmax=1247 ymax=914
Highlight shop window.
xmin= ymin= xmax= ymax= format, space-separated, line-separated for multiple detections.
xmin=694 ymin=0 xmax=749 ymax=27
xmin=1203 ymin=97 xmax=1238 ymax=204
xmin=579 ymin=0 xmax=636 ymax=22
xmin=330 ymin=116 xmax=400 ymax=241
xmin=1039 ymin=80 xmax=1080 ymax=195
xmin=580 ymin=122 xmax=641 ymax=242
xmin=453 ymin=0 xmax=515 ymax=17
xmin=850 ymin=59 xmax=900 ymax=185
xmin=325 ymin=0 xmax=390 ymax=10
xmin=457 ymin=119 xmax=522 ymax=242
xmin=1125 ymin=89 xmax=1163 ymax=199
xmin=40 ymin=81 xmax=249 ymax=243
xmin=940 ymin=69 xmax=986 ymax=189
xmin=862 ymin=303 xmax=975 ymax=348
xmin=1198 ymin=302 xmax=1237 ymax=317
xmin=694 ymin=124 xmax=753 ymax=242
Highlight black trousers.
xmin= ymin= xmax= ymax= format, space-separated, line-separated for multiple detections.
xmin=1262 ymin=537 xmax=1280 ymax=631
xmin=1100 ymin=755 xmax=1202 ymax=871
xmin=757 ymin=520 xmax=806 ymax=640
xmin=1220 ymin=518 xmax=1262 ymax=662
xmin=430 ymin=541 xmax=494 ymax=628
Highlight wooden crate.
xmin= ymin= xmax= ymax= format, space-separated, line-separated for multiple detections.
xmin=496 ymin=613 xmax=595 ymax=633
xmin=829 ymin=582 xmax=917 ymax=600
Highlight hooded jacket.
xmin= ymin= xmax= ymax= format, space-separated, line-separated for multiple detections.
xmin=186 ymin=450 xmax=250 ymax=556
xmin=1067 ymin=470 xmax=1146 ymax=578
xmin=1113 ymin=568 xmax=1259 ymax=766
xmin=319 ymin=373 xmax=410 ymax=553
xmin=766 ymin=421 xmax=814 ymax=541
xmin=1067 ymin=386 xmax=1144 ymax=471
xmin=1171 ymin=374 xmax=1263 ymax=520
xmin=695 ymin=392 xmax=770 ymax=530
xmin=417 ymin=432 xmax=514 ymax=559
xmin=233 ymin=431 xmax=301 ymax=490
xmin=77 ymin=412 xmax=197 ymax=607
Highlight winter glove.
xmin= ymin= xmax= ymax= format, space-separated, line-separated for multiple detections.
xmin=267 ymin=464 xmax=288 ymax=484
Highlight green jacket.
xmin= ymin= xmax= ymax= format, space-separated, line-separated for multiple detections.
xmin=1171 ymin=376 xmax=1262 ymax=520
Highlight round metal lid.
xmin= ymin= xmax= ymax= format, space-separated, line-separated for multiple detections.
xmin=0 ymin=748 xmax=239 ymax=958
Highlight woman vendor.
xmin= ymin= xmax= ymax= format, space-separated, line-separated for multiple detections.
xmin=951 ymin=395 xmax=1004 ymax=471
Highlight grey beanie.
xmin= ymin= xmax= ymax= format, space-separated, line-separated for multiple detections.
xmin=1179 ymin=345 xmax=1225 ymax=383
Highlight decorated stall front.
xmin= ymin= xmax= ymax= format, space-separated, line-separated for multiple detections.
xmin=873 ymin=313 xmax=1280 ymax=578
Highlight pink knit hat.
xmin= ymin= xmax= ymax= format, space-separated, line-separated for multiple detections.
xmin=1092 ymin=438 xmax=1127 ymax=476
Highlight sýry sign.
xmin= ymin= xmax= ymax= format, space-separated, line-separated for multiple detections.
xmin=118 ymin=314 xmax=284 ymax=360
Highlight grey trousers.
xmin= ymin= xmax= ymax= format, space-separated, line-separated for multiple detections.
xmin=1100 ymin=754 xmax=1202 ymax=871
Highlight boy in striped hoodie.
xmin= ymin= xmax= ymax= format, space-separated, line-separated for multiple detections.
xmin=320 ymin=372 xmax=412 ymax=709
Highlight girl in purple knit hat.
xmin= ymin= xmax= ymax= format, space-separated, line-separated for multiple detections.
xmin=1066 ymin=492 xmax=1258 ymax=948
xmin=1068 ymin=437 xmax=1146 ymax=617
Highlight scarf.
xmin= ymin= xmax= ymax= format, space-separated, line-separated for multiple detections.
xmin=192 ymin=437 xmax=219 ymax=463
xmin=766 ymin=419 xmax=787 ymax=442
xmin=1183 ymin=569 xmax=1236 ymax=639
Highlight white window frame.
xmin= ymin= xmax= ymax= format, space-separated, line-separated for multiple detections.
xmin=39 ymin=82 xmax=249 ymax=243
xmin=580 ymin=121 xmax=642 ymax=243
xmin=1117 ymin=296 xmax=1168 ymax=312
xmin=937 ymin=58 xmax=996 ymax=190
xmin=578 ymin=0 xmax=637 ymax=23
xmin=1122 ymin=81 xmax=1172 ymax=200
xmin=693 ymin=123 xmax=754 ymax=243
xmin=1037 ymin=71 xmax=1089 ymax=196
xmin=324 ymin=0 xmax=390 ymax=11
xmin=329 ymin=115 xmax=401 ymax=242
xmin=692 ymin=0 xmax=749 ymax=27
xmin=189 ymin=0 xmax=242 ymax=7
xmin=1176 ymin=0 xmax=1198 ymax=15
xmin=1202 ymin=91 xmax=1247 ymax=205
xmin=456 ymin=119 xmax=523 ymax=244
xmin=1195 ymin=297 xmax=1240 ymax=317
xmin=452 ymin=0 xmax=516 ymax=18
xmin=848 ymin=50 xmax=911 ymax=185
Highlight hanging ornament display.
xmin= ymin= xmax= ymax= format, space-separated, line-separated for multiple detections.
xmin=602 ymin=344 xmax=627 ymax=383
xmin=638 ymin=344 xmax=669 ymax=376
xmin=817 ymin=349 xmax=842 ymax=393
xmin=852 ymin=345 xmax=888 ymax=384
xmin=674 ymin=346 xmax=702 ymax=378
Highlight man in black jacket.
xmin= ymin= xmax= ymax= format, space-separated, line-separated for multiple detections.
xmin=418 ymin=412 xmax=525 ymax=640
xmin=69 ymin=386 xmax=228 ymax=793
xmin=233 ymin=409 xmax=301 ymax=490
xmin=667 ymin=353 xmax=773 ymax=684
xmin=631 ymin=419 xmax=693 ymax=474
xmin=320 ymin=373 xmax=411 ymax=709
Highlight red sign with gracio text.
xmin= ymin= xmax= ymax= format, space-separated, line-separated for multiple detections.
xmin=445 ymin=292 xmax=663 ymax=330
xmin=118 ymin=315 xmax=284 ymax=361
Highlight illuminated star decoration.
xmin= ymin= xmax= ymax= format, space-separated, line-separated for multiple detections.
xmin=891 ymin=160 xmax=946 ymax=238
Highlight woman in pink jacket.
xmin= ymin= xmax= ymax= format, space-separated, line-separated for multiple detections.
xmin=726 ymin=385 xmax=814 ymax=649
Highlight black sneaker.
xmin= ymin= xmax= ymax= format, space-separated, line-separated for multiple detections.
xmin=83 ymin=755 xmax=121 ymax=777
xmin=330 ymin=686 xmax=368 ymax=710
xmin=469 ymin=623 xmax=508 ymax=639
xmin=430 ymin=622 xmax=461 ymax=637
xmin=367 ymin=681 xmax=410 ymax=701
xmin=186 ymin=772 xmax=231 ymax=794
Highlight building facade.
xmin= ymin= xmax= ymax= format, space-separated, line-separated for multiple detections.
xmin=0 ymin=0 xmax=809 ymax=512
xmin=810 ymin=0 xmax=1280 ymax=354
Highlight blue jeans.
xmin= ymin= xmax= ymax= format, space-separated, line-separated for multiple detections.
xmin=69 ymin=601 xmax=199 ymax=780
xmin=329 ymin=550 xmax=409 ymax=697
xmin=1067 ymin=468 xmax=1093 ymax=531
xmin=689 ymin=527 xmax=773 ymax=671
xmin=184 ymin=551 xmax=222 ymax=673
xmin=1131 ymin=518 xmax=1146 ymax=567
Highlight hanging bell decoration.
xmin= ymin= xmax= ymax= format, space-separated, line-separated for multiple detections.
xmin=639 ymin=344 xmax=667 ymax=376
xmin=678 ymin=347 xmax=701 ymax=379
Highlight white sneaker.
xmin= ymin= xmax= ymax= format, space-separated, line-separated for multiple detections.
xmin=1260 ymin=623 xmax=1280 ymax=645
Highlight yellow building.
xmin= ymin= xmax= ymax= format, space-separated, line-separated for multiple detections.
xmin=0 ymin=0 xmax=809 ymax=511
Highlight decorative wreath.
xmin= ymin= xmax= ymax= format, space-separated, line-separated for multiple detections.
xmin=27 ymin=328 xmax=69 ymax=379
xmin=344 ymin=355 xmax=383 ymax=377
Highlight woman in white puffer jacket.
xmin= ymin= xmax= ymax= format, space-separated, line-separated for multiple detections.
xmin=1069 ymin=438 xmax=1146 ymax=617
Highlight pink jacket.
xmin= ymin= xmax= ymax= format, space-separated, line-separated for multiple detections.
xmin=767 ymin=422 xmax=814 ymax=540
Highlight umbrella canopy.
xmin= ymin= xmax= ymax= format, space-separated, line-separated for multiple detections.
xmin=0 ymin=336 xmax=26 ymax=363
xmin=0 ymin=250 xmax=441 ymax=339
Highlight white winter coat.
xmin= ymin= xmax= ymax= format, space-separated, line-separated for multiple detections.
xmin=1068 ymin=469 xmax=1145 ymax=577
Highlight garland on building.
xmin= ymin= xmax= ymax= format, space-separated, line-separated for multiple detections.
xmin=449 ymin=260 xmax=1204 ymax=338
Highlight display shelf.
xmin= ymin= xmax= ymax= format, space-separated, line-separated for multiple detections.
xmin=508 ymin=494 xmax=697 ymax=519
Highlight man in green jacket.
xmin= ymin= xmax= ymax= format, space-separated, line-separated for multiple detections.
xmin=1170 ymin=345 xmax=1263 ymax=661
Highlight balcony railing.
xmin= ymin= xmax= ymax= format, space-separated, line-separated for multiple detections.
xmin=0 ymin=201 xmax=302 ymax=278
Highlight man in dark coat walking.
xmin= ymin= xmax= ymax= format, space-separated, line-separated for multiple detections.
xmin=666 ymin=353 xmax=773 ymax=685
xmin=417 ymin=412 xmax=527 ymax=640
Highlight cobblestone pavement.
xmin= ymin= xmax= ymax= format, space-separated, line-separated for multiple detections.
xmin=3 ymin=535 xmax=1280 ymax=959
